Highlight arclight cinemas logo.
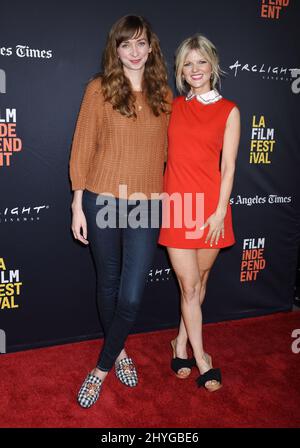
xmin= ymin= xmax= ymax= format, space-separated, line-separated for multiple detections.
xmin=240 ymin=238 xmax=266 ymax=282
xmin=0 ymin=204 xmax=50 ymax=223
xmin=229 ymin=60 xmax=296 ymax=81
xmin=147 ymin=267 xmax=172 ymax=283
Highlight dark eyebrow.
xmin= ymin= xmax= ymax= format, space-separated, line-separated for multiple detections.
xmin=122 ymin=37 xmax=146 ymax=44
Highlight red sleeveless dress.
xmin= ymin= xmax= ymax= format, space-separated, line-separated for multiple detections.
xmin=158 ymin=94 xmax=237 ymax=249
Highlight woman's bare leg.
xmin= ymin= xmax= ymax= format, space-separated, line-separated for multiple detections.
xmin=173 ymin=247 xmax=220 ymax=339
xmin=195 ymin=248 xmax=220 ymax=386
xmin=196 ymin=248 xmax=220 ymax=305
xmin=167 ymin=248 xmax=202 ymax=376
xmin=169 ymin=247 xmax=220 ymax=386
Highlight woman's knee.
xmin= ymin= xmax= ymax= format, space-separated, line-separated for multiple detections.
xmin=115 ymin=281 xmax=145 ymax=321
xmin=180 ymin=281 xmax=201 ymax=304
xmin=115 ymin=295 xmax=141 ymax=322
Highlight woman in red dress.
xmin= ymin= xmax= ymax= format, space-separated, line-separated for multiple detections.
xmin=158 ymin=34 xmax=240 ymax=391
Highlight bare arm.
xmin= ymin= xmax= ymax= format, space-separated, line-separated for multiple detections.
xmin=71 ymin=189 xmax=88 ymax=245
xmin=202 ymin=106 xmax=241 ymax=245
xmin=69 ymin=79 xmax=103 ymax=245
xmin=216 ymin=106 xmax=241 ymax=218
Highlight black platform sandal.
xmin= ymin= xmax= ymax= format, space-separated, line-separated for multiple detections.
xmin=195 ymin=353 xmax=222 ymax=392
xmin=171 ymin=339 xmax=196 ymax=379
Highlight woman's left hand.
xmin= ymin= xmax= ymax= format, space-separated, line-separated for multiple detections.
xmin=200 ymin=211 xmax=225 ymax=246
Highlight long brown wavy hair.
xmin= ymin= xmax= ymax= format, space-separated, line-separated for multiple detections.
xmin=93 ymin=15 xmax=171 ymax=118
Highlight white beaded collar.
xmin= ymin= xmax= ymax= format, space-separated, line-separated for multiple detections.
xmin=185 ymin=89 xmax=222 ymax=105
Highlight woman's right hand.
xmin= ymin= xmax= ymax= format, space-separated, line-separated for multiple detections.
xmin=71 ymin=204 xmax=89 ymax=245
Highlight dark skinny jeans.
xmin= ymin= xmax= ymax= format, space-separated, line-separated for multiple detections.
xmin=82 ymin=190 xmax=161 ymax=371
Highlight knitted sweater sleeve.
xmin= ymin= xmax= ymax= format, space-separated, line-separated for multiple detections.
xmin=69 ymin=78 xmax=103 ymax=191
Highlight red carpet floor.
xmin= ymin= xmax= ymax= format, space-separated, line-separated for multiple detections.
xmin=0 ymin=311 xmax=299 ymax=428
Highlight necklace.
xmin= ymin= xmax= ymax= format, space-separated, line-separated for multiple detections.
xmin=134 ymin=91 xmax=143 ymax=111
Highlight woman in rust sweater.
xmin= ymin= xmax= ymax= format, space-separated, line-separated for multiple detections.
xmin=69 ymin=15 xmax=171 ymax=408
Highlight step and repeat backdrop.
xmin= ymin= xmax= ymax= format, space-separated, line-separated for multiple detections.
xmin=1 ymin=0 xmax=299 ymax=352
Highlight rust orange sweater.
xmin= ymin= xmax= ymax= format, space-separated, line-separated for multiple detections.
xmin=69 ymin=77 xmax=172 ymax=199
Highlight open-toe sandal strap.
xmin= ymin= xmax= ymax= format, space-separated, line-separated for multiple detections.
xmin=171 ymin=357 xmax=196 ymax=373
xmin=196 ymin=368 xmax=222 ymax=387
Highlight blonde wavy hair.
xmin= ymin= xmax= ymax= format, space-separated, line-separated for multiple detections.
xmin=175 ymin=34 xmax=225 ymax=94
xmin=94 ymin=15 xmax=171 ymax=118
